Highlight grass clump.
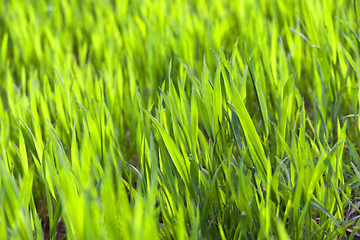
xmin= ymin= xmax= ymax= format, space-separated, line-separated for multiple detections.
xmin=0 ymin=0 xmax=360 ymax=239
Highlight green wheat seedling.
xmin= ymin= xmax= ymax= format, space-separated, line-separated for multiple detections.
xmin=0 ymin=0 xmax=360 ymax=239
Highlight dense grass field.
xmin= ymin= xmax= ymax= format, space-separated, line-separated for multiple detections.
xmin=1 ymin=0 xmax=360 ymax=239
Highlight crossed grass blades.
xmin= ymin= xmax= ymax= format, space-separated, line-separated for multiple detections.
xmin=0 ymin=0 xmax=360 ymax=239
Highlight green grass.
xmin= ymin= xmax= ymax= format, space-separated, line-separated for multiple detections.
xmin=0 ymin=0 xmax=360 ymax=239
